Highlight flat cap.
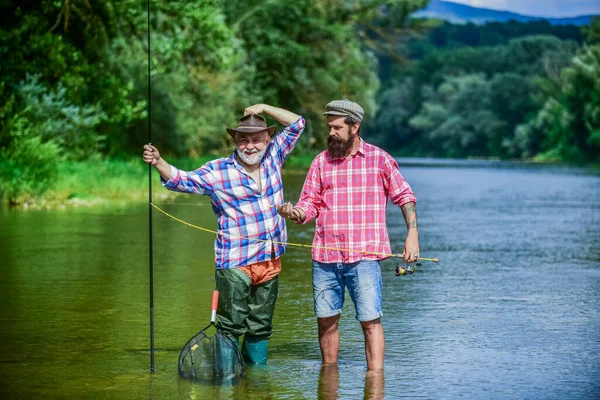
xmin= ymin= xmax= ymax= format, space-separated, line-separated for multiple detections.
xmin=323 ymin=99 xmax=364 ymax=123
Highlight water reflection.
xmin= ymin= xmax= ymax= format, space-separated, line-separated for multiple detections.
xmin=318 ymin=365 xmax=339 ymax=399
xmin=364 ymin=370 xmax=385 ymax=400
xmin=317 ymin=365 xmax=384 ymax=400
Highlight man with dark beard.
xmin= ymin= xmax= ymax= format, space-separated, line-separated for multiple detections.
xmin=277 ymin=99 xmax=419 ymax=371
xmin=143 ymin=104 xmax=304 ymax=365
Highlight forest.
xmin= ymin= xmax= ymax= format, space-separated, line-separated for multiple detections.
xmin=1 ymin=0 xmax=599 ymax=205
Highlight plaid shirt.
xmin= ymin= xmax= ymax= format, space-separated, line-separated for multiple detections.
xmin=295 ymin=139 xmax=416 ymax=263
xmin=162 ymin=117 xmax=305 ymax=269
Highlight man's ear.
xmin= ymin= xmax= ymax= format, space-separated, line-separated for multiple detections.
xmin=352 ymin=123 xmax=360 ymax=135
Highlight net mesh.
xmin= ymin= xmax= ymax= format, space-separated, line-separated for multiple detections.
xmin=178 ymin=326 xmax=245 ymax=382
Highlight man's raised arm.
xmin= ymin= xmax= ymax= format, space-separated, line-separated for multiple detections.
xmin=244 ymin=104 xmax=300 ymax=126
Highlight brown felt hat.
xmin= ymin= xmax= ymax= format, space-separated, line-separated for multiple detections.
xmin=226 ymin=113 xmax=276 ymax=138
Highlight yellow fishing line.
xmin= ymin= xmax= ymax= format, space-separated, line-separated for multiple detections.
xmin=151 ymin=203 xmax=438 ymax=262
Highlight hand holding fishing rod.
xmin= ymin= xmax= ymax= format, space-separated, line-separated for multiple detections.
xmin=143 ymin=143 xmax=173 ymax=182
xmin=276 ymin=202 xmax=305 ymax=222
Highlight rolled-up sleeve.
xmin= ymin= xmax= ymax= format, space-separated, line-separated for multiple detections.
xmin=161 ymin=163 xmax=214 ymax=195
xmin=295 ymin=158 xmax=322 ymax=224
xmin=273 ymin=117 xmax=305 ymax=165
xmin=385 ymin=156 xmax=416 ymax=207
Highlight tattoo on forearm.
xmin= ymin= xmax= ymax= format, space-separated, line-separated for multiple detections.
xmin=401 ymin=202 xmax=418 ymax=230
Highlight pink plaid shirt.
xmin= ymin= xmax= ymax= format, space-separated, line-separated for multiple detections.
xmin=295 ymin=139 xmax=416 ymax=263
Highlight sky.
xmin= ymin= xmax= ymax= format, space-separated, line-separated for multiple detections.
xmin=445 ymin=0 xmax=600 ymax=18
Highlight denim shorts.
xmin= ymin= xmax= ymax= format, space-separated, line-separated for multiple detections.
xmin=312 ymin=260 xmax=383 ymax=322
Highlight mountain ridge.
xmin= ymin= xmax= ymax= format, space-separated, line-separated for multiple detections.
xmin=412 ymin=0 xmax=596 ymax=26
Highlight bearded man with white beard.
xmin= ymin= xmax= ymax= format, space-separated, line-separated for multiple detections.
xmin=143 ymin=104 xmax=304 ymax=364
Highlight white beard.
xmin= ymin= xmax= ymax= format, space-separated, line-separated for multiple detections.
xmin=237 ymin=147 xmax=266 ymax=166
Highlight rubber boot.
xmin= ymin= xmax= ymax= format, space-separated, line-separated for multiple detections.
xmin=242 ymin=335 xmax=269 ymax=364
xmin=215 ymin=334 xmax=239 ymax=378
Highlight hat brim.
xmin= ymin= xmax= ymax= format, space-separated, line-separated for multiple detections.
xmin=323 ymin=111 xmax=350 ymax=116
xmin=227 ymin=125 xmax=276 ymax=138
xmin=323 ymin=111 xmax=362 ymax=122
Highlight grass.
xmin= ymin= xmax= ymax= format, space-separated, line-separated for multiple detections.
xmin=53 ymin=158 xmax=149 ymax=202
xmin=21 ymin=153 xmax=315 ymax=207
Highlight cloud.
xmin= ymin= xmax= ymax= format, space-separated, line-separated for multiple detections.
xmin=446 ymin=0 xmax=600 ymax=18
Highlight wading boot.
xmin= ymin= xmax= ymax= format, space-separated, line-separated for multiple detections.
xmin=215 ymin=334 xmax=239 ymax=378
xmin=241 ymin=335 xmax=269 ymax=364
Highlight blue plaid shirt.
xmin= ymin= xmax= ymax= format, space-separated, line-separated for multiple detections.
xmin=162 ymin=117 xmax=305 ymax=269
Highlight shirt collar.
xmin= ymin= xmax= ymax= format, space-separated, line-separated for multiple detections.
xmin=347 ymin=138 xmax=365 ymax=158
xmin=227 ymin=151 xmax=244 ymax=171
xmin=354 ymin=138 xmax=366 ymax=157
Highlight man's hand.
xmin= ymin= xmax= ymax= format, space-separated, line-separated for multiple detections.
xmin=143 ymin=144 xmax=172 ymax=181
xmin=143 ymin=144 xmax=161 ymax=166
xmin=244 ymin=104 xmax=267 ymax=116
xmin=277 ymin=202 xmax=304 ymax=222
xmin=403 ymin=230 xmax=420 ymax=263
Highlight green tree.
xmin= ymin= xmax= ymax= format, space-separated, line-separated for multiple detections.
xmin=369 ymin=33 xmax=580 ymax=159
xmin=220 ymin=0 xmax=428 ymax=148
xmin=514 ymin=19 xmax=600 ymax=162
xmin=0 ymin=0 xmax=146 ymax=159
xmin=364 ymin=77 xmax=420 ymax=151
xmin=519 ymin=44 xmax=600 ymax=162
xmin=0 ymin=75 xmax=103 ymax=204
xmin=106 ymin=0 xmax=249 ymax=156
xmin=409 ymin=74 xmax=504 ymax=158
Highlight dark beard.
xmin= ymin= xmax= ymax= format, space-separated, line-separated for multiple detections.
xmin=327 ymin=135 xmax=354 ymax=158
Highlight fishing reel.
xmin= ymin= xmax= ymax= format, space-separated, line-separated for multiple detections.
xmin=393 ymin=254 xmax=438 ymax=276
xmin=395 ymin=262 xmax=421 ymax=276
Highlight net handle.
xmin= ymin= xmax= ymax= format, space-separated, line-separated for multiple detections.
xmin=211 ymin=290 xmax=219 ymax=323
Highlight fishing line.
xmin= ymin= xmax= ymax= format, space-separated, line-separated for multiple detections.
xmin=151 ymin=202 xmax=439 ymax=262
xmin=152 ymin=202 xmax=213 ymax=206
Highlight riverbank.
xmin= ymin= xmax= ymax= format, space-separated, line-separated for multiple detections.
xmin=3 ymin=153 xmax=596 ymax=209
xmin=2 ymin=153 xmax=320 ymax=209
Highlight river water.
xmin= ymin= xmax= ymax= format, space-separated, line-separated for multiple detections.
xmin=1 ymin=159 xmax=599 ymax=399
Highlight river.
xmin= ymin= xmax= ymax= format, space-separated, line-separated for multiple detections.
xmin=1 ymin=159 xmax=599 ymax=399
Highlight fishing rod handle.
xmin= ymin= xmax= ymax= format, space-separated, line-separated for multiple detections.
xmin=394 ymin=255 xmax=440 ymax=263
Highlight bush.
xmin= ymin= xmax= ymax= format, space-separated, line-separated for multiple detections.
xmin=0 ymin=135 xmax=60 ymax=205
xmin=6 ymin=75 xmax=107 ymax=160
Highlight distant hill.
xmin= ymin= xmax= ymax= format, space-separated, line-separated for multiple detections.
xmin=412 ymin=0 xmax=596 ymax=26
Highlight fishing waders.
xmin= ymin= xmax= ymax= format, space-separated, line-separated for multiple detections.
xmin=215 ymin=268 xmax=279 ymax=365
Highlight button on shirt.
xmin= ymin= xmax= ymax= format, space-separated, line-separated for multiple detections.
xmin=162 ymin=117 xmax=305 ymax=269
xmin=295 ymin=139 xmax=416 ymax=263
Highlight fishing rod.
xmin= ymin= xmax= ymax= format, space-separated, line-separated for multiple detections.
xmin=147 ymin=0 xmax=155 ymax=373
